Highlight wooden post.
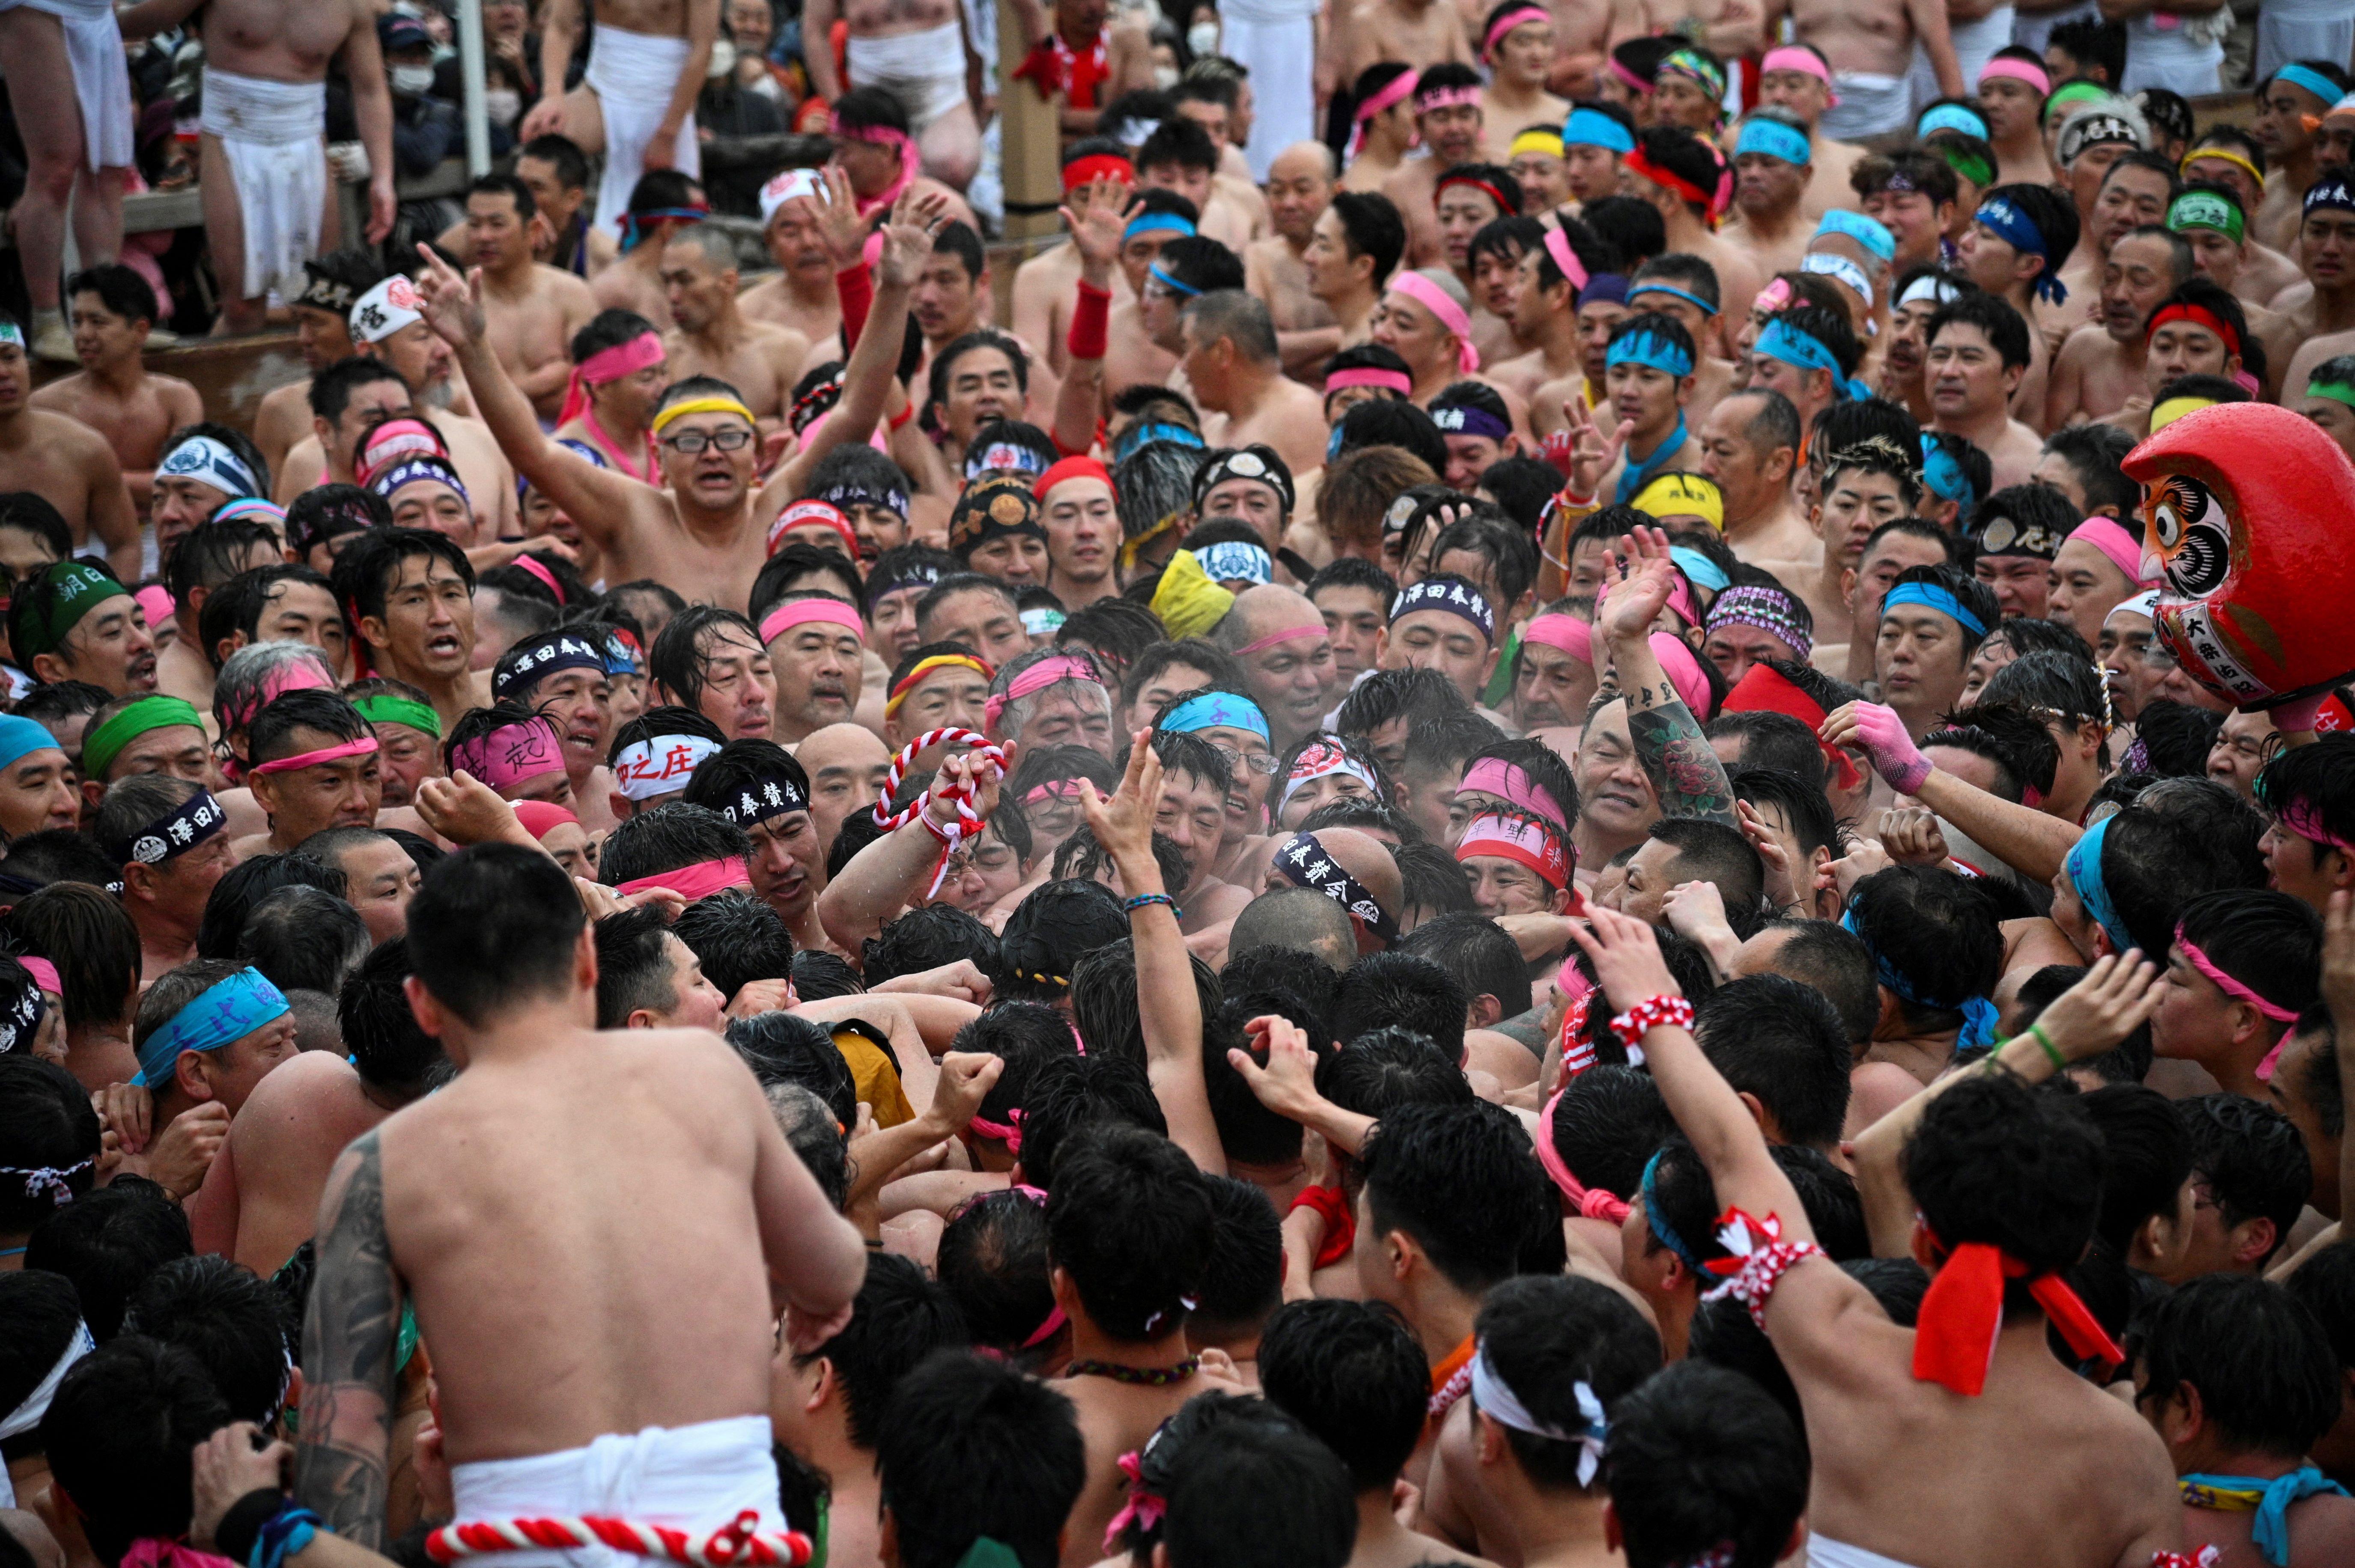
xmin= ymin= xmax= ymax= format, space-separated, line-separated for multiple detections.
xmin=996 ymin=0 xmax=1061 ymax=247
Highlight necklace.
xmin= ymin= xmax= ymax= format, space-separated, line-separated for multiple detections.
xmin=1067 ymin=1355 xmax=1200 ymax=1387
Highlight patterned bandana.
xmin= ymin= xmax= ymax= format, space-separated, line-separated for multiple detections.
xmin=1271 ymin=830 xmax=1399 ymax=942
xmin=1389 ymin=575 xmax=1495 ymax=642
xmin=1703 ymin=585 xmax=1812 ymax=660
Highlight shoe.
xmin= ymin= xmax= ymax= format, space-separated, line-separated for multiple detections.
xmin=143 ymin=328 xmax=182 ymax=348
xmin=29 ymin=310 xmax=75 ymax=364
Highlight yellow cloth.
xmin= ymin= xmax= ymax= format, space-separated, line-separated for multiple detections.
xmin=2149 ymin=395 xmax=2217 ymax=433
xmin=1631 ymin=471 xmax=1724 ymax=531
xmin=832 ymin=1025 xmax=915 ymax=1128
xmin=1511 ymin=129 xmax=1564 ymax=158
xmin=1151 ymin=549 xmax=1235 ymax=640
xmin=650 ymin=396 xmax=757 ymax=436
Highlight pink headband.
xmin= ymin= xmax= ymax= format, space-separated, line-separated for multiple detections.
xmin=1388 ymin=273 xmax=1482 ymax=373
xmin=1610 ymin=58 xmax=1652 ymax=95
xmin=1541 ymin=225 xmax=1589 ymax=293
xmin=1237 ymin=623 xmax=1326 ymax=656
xmin=1483 ymin=4 xmax=1549 ymax=55
xmin=1024 ymin=781 xmax=1080 ymax=806
xmin=2278 ymin=796 xmax=2355 ymax=856
xmin=449 ymin=715 xmax=563 ymax=795
xmin=1979 ymin=57 xmax=2051 ymax=96
xmin=2068 ymin=517 xmax=2154 ymax=587
xmin=224 ymin=658 xmax=337 ymax=733
xmin=2173 ymin=923 xmax=2299 ymax=1022
xmin=1324 ymin=366 xmax=1413 ymax=396
xmin=1416 ymin=86 xmax=1483 ymax=114
xmin=1761 ymin=45 xmax=1834 ymax=92
xmin=758 ymin=596 xmax=865 ymax=647
xmin=614 ymin=855 xmax=754 ymax=901
xmin=134 ymin=584 xmax=174 ymax=630
xmin=1650 ymin=632 xmax=1712 ymax=717
xmin=830 ymin=117 xmax=918 ymax=214
xmin=984 ymin=654 xmax=1103 ymax=731
xmin=1753 ymin=277 xmax=1794 ymax=315
xmin=1349 ymin=69 xmax=1419 ymax=157
xmin=1596 ymin=569 xmax=1700 ymax=629
xmin=251 ymin=735 xmax=380 ymax=776
xmin=1520 ymin=612 xmax=1594 ymax=664
xmin=21 ymin=957 xmax=59 ymax=994
xmin=1534 ymin=1091 xmax=1632 ymax=1222
xmin=512 ymin=554 xmax=565 ymax=603
xmin=557 ymin=331 xmax=665 ymax=428
xmin=1461 ymin=757 xmax=1568 ymax=828
xmin=512 ymin=799 xmax=581 ymax=838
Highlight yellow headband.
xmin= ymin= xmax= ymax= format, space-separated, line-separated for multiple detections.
xmin=2181 ymin=148 xmax=2263 ymax=193
xmin=650 ymin=396 xmax=758 ymax=438
xmin=1631 ymin=471 xmax=1725 ymax=531
xmin=2149 ymin=395 xmax=2218 ymax=433
xmin=884 ymin=653 xmax=994 ymax=717
xmin=1150 ymin=549 xmax=1235 ymax=641
xmin=1511 ymin=129 xmax=1565 ymax=159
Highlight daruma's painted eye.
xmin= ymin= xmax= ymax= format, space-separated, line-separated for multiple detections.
xmin=2154 ymin=476 xmax=2230 ymax=599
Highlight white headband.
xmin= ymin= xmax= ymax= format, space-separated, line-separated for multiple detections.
xmin=349 ymin=275 xmax=425 ymax=343
xmin=1467 ymin=1345 xmax=1608 ymax=1486
xmin=611 ymin=734 xmax=722 ymax=800
xmin=0 ymin=1318 xmax=94 ymax=1510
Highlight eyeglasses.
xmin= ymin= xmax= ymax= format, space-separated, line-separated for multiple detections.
xmin=1210 ymin=744 xmax=1281 ymax=775
xmin=661 ymin=426 xmax=754 ymax=454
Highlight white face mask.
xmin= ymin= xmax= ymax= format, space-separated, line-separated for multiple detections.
xmin=1153 ymin=63 xmax=1180 ymax=89
xmin=1187 ymin=21 xmax=1218 ymax=57
xmin=707 ymin=37 xmax=736 ymax=77
xmin=390 ymin=64 xmax=436 ymax=97
xmin=483 ymin=89 xmax=520 ymax=125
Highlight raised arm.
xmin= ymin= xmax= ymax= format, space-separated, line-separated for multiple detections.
xmin=1600 ymin=525 xmax=1736 ymax=824
xmin=1084 ymin=732 xmax=1225 ymax=1174
xmin=1050 ymin=178 xmax=1128 ymax=456
xmin=1820 ymin=701 xmax=2085 ymax=885
xmin=411 ymin=243 xmax=647 ymax=552
xmin=293 ymin=1132 xmax=403 ymax=1549
xmin=815 ymin=748 xmax=1005 ymax=954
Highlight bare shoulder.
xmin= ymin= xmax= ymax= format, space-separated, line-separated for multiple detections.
xmin=158 ymin=372 xmax=206 ymax=406
xmin=27 ymin=373 xmax=91 ymax=410
xmin=537 ymin=264 xmax=600 ymax=308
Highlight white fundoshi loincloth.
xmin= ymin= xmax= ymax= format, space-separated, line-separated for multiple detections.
xmin=199 ymin=66 xmax=328 ymax=303
xmin=846 ymin=19 xmax=969 ymax=131
xmin=585 ymin=23 xmax=701 ymax=237
xmin=1807 ymin=1537 xmax=1924 ymax=1568
xmin=0 ymin=0 xmax=133 ymax=170
xmin=1815 ymin=71 xmax=1912 ymax=143
xmin=448 ymin=1415 xmax=785 ymax=1568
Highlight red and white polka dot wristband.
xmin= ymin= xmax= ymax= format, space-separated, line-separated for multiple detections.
xmin=1607 ymin=994 xmax=1694 ymax=1051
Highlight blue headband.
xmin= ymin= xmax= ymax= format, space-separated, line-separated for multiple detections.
xmin=1640 ymin=1149 xmax=1710 ymax=1271
xmin=1813 ymin=209 xmax=1895 ymax=262
xmin=1669 ymin=546 xmax=1729 ymax=593
xmin=1196 ymin=540 xmax=1272 ymax=585
xmin=1735 ymin=117 xmax=1811 ymax=165
xmin=1881 ymin=581 xmax=1987 ymax=637
xmin=1606 ymin=329 xmax=1694 ymax=376
xmin=1920 ymin=435 xmax=1975 ymax=510
xmin=1391 ymin=575 xmax=1495 ymax=642
xmin=130 ymin=967 xmax=290 ymax=1088
xmin=2273 ymin=63 xmax=2343 ymax=106
xmin=1755 ymin=318 xmax=1867 ymax=399
xmin=1973 ymin=198 xmax=2068 ymax=303
xmin=1162 ymin=691 xmax=1271 ymax=742
xmin=1627 ymin=279 xmax=1719 ymax=317
xmin=1114 ymin=420 xmax=1205 ymax=461
xmin=1840 ymin=904 xmax=1998 ymax=1049
xmin=1148 ymin=261 xmax=1201 ymax=298
xmin=1564 ymin=107 xmax=1634 ymax=153
xmin=495 ymin=632 xmax=607 ymax=702
xmin=1917 ymin=103 xmax=1990 ymax=140
xmin=0 ymin=715 xmax=58 ymax=771
xmin=2065 ymin=813 xmax=2132 ymax=954
xmin=1124 ymin=211 xmax=1196 ymax=243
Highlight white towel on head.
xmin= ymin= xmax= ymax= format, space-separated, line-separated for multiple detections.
xmin=199 ymin=66 xmax=328 ymax=303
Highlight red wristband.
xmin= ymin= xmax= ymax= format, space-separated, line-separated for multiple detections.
xmin=836 ymin=263 xmax=875 ymax=348
xmin=888 ymin=401 xmax=915 ymax=431
xmin=1069 ymin=280 xmax=1111 ymax=362
xmin=1607 ymin=994 xmax=1693 ymax=1051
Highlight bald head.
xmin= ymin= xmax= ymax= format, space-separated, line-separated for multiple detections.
xmin=1216 ymin=585 xmax=1338 ymax=747
xmin=793 ymin=721 xmax=890 ymax=847
xmin=1260 ymin=825 xmax=1404 ymax=954
xmin=1271 ymin=142 xmax=1338 ymax=183
xmin=1217 ymin=584 xmax=1323 ymax=650
xmin=1228 ymin=886 xmax=1357 ymax=970
xmin=796 ymin=721 xmax=888 ymax=771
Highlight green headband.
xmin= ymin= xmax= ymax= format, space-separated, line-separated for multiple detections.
xmin=15 ymin=562 xmax=130 ymax=660
xmin=353 ymin=693 xmax=443 ymax=738
xmin=2306 ymin=379 xmax=2355 ymax=411
xmin=1938 ymin=144 xmax=1994 ymax=191
xmin=2167 ymin=190 xmax=2243 ymax=244
xmin=81 ymin=695 xmax=204 ymax=779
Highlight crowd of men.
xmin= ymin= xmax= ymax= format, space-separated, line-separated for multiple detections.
xmin=12 ymin=8 xmax=2355 ymax=1568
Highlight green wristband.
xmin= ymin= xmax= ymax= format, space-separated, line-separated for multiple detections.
xmin=2028 ymin=1022 xmax=2065 ymax=1072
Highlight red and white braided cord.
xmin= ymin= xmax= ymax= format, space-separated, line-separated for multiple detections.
xmin=424 ymin=1511 xmax=812 ymax=1568
xmin=868 ymin=727 xmax=1009 ymax=896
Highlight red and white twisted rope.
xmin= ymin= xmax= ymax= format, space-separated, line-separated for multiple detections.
xmin=425 ymin=1510 xmax=813 ymax=1568
xmin=868 ymin=727 xmax=1009 ymax=896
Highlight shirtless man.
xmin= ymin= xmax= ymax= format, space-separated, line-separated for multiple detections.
xmin=31 ymin=266 xmax=202 ymax=526
xmin=1017 ymin=0 xmax=1154 ymax=140
xmin=520 ymin=0 xmax=714 ymax=234
xmin=2248 ymin=61 xmax=2346 ymax=254
xmin=1180 ymin=291 xmax=1331 ymax=481
xmin=801 ymin=0 xmax=979 ymax=190
xmin=2181 ymin=136 xmax=2305 ymax=307
xmin=1496 ymin=229 xmax=1586 ymax=409
xmin=1746 ymin=44 xmax=1862 ymax=221
xmin=1763 ymin=0 xmax=1961 ymax=145
xmin=1246 ymin=144 xmax=1343 ymax=380
xmin=593 ymin=169 xmax=708 ymax=323
xmin=1955 ymin=183 xmax=2075 ymax=422
xmin=418 ymin=191 xmax=945 ymax=614
xmin=904 ymin=221 xmax=1059 ymax=426
xmin=1010 ymin=145 xmax=1136 ymax=379
xmin=1331 ymin=0 xmax=1472 ymax=104
xmin=1696 ymin=388 xmax=1811 ymax=564
xmin=1624 ymin=126 xmax=1760 ymax=328
xmin=116 ymin=0 xmax=395 ymax=337
xmin=1977 ymin=49 xmax=2057 ymax=188
xmin=1478 ymin=3 xmax=1569 ymax=162
xmin=2045 ymin=225 xmax=2190 ymax=431
xmin=1340 ymin=64 xmax=1422 ymax=197
xmin=292 ymin=841 xmax=867 ymax=1550
xmin=1383 ymin=67 xmax=1488 ymax=273
xmin=1924 ymin=293 xmax=2041 ymax=491
xmin=1097 ymin=189 xmax=1195 ymax=404
xmin=278 ymin=278 xmax=520 ymax=543
xmin=736 ymin=179 xmax=847 ymax=364
xmin=464 ymin=173 xmax=600 ymax=424
xmin=1723 ymin=110 xmax=1818 ymax=281
xmin=662 ymin=226 xmax=812 ymax=436
xmin=253 ymin=252 xmax=377 ymax=482
xmin=2265 ymin=176 xmax=2355 ymax=387
xmin=0 ymin=314 xmax=139 ymax=577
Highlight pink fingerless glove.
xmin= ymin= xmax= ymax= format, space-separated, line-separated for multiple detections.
xmin=1852 ymin=702 xmax=1932 ymax=795
xmin=2269 ymin=693 xmax=2329 ymax=734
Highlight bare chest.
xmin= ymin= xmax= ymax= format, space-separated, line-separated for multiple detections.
xmin=206 ymin=0 xmax=353 ymax=74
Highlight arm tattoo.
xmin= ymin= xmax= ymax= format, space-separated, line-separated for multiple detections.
xmin=1627 ymin=695 xmax=1738 ymax=826
xmin=294 ymin=1130 xmax=402 ymax=1549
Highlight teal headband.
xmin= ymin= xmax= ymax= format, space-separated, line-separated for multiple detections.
xmin=1917 ymin=102 xmax=1990 ymax=140
xmin=1627 ymin=279 xmax=1719 ymax=317
xmin=1734 ymin=117 xmax=1811 ymax=166
xmin=1124 ymin=211 xmax=1195 ymax=243
xmin=1564 ymin=107 xmax=1634 ymax=153
xmin=1161 ymin=690 xmax=1271 ymax=741
xmin=1606 ymin=330 xmax=1694 ymax=376
xmin=1755 ymin=318 xmax=1867 ymax=399
xmin=1813 ymin=208 xmax=1896 ymax=262
xmin=2272 ymin=63 xmax=2343 ymax=107
xmin=1669 ymin=546 xmax=1728 ymax=593
xmin=2064 ymin=813 xmax=2130 ymax=953
xmin=130 ymin=967 xmax=290 ymax=1088
xmin=1881 ymin=581 xmax=1986 ymax=637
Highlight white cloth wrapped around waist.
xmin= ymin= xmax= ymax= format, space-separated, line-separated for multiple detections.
xmin=845 ymin=19 xmax=965 ymax=80
xmin=1807 ymin=1538 xmax=1923 ymax=1568
xmin=198 ymin=66 xmax=326 ymax=301
xmin=449 ymin=1415 xmax=784 ymax=1568
xmin=0 ymin=0 xmax=133 ymax=170
xmin=584 ymin=23 xmax=694 ymax=98
xmin=199 ymin=66 xmax=326 ymax=145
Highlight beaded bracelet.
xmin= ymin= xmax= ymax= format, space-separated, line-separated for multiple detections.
xmin=1124 ymin=892 xmax=1180 ymax=917
xmin=1607 ymin=994 xmax=1694 ymax=1050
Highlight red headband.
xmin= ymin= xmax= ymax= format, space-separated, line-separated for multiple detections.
xmin=1625 ymin=146 xmax=1726 ymax=223
xmin=1034 ymin=455 xmax=1113 ymax=500
xmin=2145 ymin=300 xmax=2240 ymax=358
xmin=1062 ymin=153 xmax=1134 ymax=192
xmin=1437 ymin=173 xmax=1517 ymax=218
